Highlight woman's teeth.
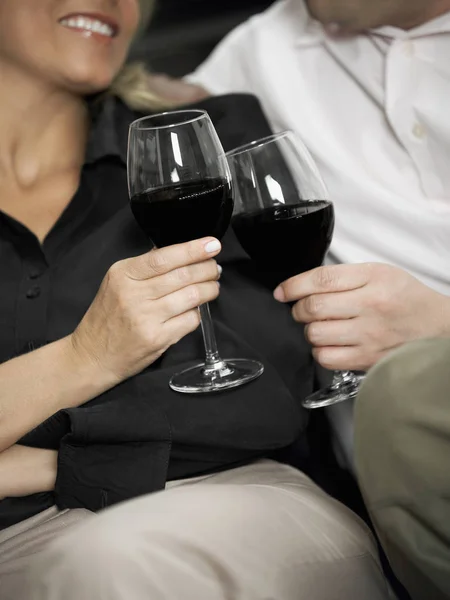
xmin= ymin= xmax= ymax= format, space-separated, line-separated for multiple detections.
xmin=59 ymin=17 xmax=115 ymax=38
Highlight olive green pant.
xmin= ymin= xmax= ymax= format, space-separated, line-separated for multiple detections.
xmin=355 ymin=338 xmax=450 ymax=600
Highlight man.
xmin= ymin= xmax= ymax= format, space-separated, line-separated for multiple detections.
xmin=187 ymin=3 xmax=450 ymax=597
xmin=187 ymin=0 xmax=450 ymax=467
xmin=189 ymin=0 xmax=450 ymax=375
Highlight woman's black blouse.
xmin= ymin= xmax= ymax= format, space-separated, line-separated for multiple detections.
xmin=0 ymin=94 xmax=313 ymax=529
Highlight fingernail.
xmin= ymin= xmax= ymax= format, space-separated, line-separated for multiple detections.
xmin=273 ymin=286 xmax=285 ymax=302
xmin=204 ymin=239 xmax=221 ymax=253
xmin=217 ymin=264 xmax=223 ymax=277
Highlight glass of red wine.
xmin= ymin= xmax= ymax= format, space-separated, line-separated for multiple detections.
xmin=127 ymin=110 xmax=264 ymax=394
xmin=227 ymin=131 xmax=363 ymax=409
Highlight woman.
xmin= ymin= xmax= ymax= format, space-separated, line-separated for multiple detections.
xmin=0 ymin=1 xmax=388 ymax=598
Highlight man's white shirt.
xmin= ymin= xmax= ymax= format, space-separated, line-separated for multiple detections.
xmin=190 ymin=0 xmax=450 ymax=295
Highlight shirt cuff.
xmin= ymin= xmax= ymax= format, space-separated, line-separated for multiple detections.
xmin=54 ymin=384 xmax=172 ymax=512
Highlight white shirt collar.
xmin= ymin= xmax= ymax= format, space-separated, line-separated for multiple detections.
xmin=293 ymin=2 xmax=327 ymax=47
xmin=375 ymin=10 xmax=450 ymax=39
xmin=294 ymin=8 xmax=450 ymax=47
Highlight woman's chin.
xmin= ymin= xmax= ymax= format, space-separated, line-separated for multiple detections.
xmin=61 ymin=73 xmax=115 ymax=97
xmin=56 ymin=62 xmax=119 ymax=97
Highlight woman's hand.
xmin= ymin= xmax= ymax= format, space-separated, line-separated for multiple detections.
xmin=71 ymin=237 xmax=222 ymax=384
xmin=274 ymin=263 xmax=450 ymax=371
xmin=0 ymin=445 xmax=57 ymax=500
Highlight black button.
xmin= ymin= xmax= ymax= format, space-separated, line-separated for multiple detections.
xmin=26 ymin=286 xmax=41 ymax=299
xmin=29 ymin=268 xmax=44 ymax=280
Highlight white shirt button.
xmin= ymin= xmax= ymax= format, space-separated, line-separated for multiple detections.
xmin=412 ymin=122 xmax=426 ymax=140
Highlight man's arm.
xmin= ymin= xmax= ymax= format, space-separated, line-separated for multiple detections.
xmin=185 ymin=17 xmax=258 ymax=95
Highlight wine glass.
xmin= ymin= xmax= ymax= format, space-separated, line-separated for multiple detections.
xmin=226 ymin=131 xmax=363 ymax=409
xmin=127 ymin=110 xmax=264 ymax=394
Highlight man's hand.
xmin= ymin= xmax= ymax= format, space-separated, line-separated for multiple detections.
xmin=274 ymin=263 xmax=450 ymax=371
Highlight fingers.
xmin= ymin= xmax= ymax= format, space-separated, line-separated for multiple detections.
xmin=274 ymin=264 xmax=372 ymax=303
xmin=312 ymin=346 xmax=385 ymax=372
xmin=122 ymin=238 xmax=222 ymax=281
xmin=162 ymin=309 xmax=202 ymax=346
xmin=157 ymin=281 xmax=220 ymax=322
xmin=292 ymin=289 xmax=362 ymax=323
xmin=305 ymin=320 xmax=360 ymax=347
xmin=145 ymin=260 xmax=221 ymax=300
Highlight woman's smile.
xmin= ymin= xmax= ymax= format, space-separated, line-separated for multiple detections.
xmin=58 ymin=13 xmax=120 ymax=43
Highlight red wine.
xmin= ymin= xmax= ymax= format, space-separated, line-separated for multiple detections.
xmin=131 ymin=178 xmax=233 ymax=248
xmin=233 ymin=201 xmax=334 ymax=287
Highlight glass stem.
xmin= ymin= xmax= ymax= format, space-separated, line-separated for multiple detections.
xmin=199 ymin=303 xmax=222 ymax=366
xmin=331 ymin=370 xmax=356 ymax=388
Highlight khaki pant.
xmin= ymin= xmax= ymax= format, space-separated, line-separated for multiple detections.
xmin=355 ymin=339 xmax=450 ymax=600
xmin=0 ymin=459 xmax=389 ymax=600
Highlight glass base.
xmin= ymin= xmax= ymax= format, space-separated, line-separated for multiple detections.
xmin=302 ymin=372 xmax=365 ymax=409
xmin=169 ymin=358 xmax=264 ymax=394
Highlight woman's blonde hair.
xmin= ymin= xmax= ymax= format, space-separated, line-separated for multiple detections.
xmin=109 ymin=0 xmax=173 ymax=112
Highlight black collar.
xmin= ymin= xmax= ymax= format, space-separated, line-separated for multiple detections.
xmin=85 ymin=95 xmax=136 ymax=166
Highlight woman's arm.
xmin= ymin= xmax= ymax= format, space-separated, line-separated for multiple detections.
xmin=0 ymin=444 xmax=57 ymax=500
xmin=0 ymin=238 xmax=221 ymax=453
xmin=0 ymin=336 xmax=114 ymax=453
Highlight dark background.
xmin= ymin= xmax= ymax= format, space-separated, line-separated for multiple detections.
xmin=130 ymin=0 xmax=274 ymax=76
